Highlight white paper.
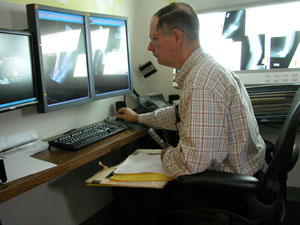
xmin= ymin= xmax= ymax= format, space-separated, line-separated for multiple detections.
xmin=2 ymin=155 xmax=57 ymax=182
xmin=114 ymin=152 xmax=166 ymax=174
xmin=0 ymin=139 xmax=48 ymax=158
xmin=0 ymin=130 xmax=38 ymax=152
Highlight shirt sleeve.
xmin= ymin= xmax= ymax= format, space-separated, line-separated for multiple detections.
xmin=162 ymin=88 xmax=229 ymax=178
xmin=138 ymin=106 xmax=178 ymax=131
xmin=138 ymin=106 xmax=191 ymax=178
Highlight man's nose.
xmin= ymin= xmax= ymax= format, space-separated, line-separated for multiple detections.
xmin=148 ymin=42 xmax=154 ymax=51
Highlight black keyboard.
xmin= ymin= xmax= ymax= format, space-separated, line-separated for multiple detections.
xmin=48 ymin=121 xmax=126 ymax=151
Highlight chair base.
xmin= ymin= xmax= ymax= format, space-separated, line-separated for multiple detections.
xmin=168 ymin=208 xmax=266 ymax=225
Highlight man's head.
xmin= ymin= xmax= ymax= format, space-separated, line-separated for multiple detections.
xmin=148 ymin=2 xmax=200 ymax=69
xmin=154 ymin=2 xmax=199 ymax=41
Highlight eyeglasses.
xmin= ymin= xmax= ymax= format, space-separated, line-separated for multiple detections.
xmin=149 ymin=32 xmax=164 ymax=45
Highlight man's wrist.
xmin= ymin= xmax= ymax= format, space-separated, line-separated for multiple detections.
xmin=134 ymin=114 xmax=139 ymax=123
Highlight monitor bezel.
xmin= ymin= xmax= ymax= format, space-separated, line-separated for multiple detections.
xmin=0 ymin=28 xmax=38 ymax=113
xmin=26 ymin=4 xmax=93 ymax=113
xmin=87 ymin=12 xmax=133 ymax=101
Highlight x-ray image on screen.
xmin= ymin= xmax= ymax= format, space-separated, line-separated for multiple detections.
xmin=198 ymin=2 xmax=300 ymax=72
xmin=89 ymin=18 xmax=129 ymax=76
xmin=41 ymin=24 xmax=81 ymax=84
xmin=38 ymin=10 xmax=89 ymax=106
xmin=89 ymin=16 xmax=131 ymax=96
xmin=270 ymin=32 xmax=300 ymax=69
xmin=241 ymin=34 xmax=265 ymax=70
xmin=222 ymin=10 xmax=245 ymax=41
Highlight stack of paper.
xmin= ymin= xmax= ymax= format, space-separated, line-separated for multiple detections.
xmin=0 ymin=130 xmax=38 ymax=153
xmin=0 ymin=139 xmax=57 ymax=183
xmin=246 ymin=84 xmax=300 ymax=123
xmin=111 ymin=151 xmax=171 ymax=182
xmin=86 ymin=149 xmax=171 ymax=189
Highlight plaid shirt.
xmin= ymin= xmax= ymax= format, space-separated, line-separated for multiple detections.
xmin=139 ymin=48 xmax=266 ymax=178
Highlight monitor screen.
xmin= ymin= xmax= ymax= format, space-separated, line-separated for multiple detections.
xmin=26 ymin=4 xmax=92 ymax=112
xmin=0 ymin=29 xmax=37 ymax=113
xmin=88 ymin=14 xmax=132 ymax=99
xmin=198 ymin=2 xmax=300 ymax=85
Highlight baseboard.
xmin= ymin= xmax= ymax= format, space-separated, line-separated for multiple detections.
xmin=80 ymin=202 xmax=118 ymax=225
xmin=287 ymin=187 xmax=300 ymax=202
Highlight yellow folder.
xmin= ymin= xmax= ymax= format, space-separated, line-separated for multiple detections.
xmin=110 ymin=173 xmax=171 ymax=182
xmin=85 ymin=149 xmax=171 ymax=189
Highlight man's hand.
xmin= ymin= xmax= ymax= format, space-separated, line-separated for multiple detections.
xmin=116 ymin=107 xmax=138 ymax=123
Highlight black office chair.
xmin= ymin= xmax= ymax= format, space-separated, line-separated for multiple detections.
xmin=168 ymin=87 xmax=300 ymax=225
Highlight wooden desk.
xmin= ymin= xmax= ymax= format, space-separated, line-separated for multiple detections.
xmin=0 ymin=128 xmax=148 ymax=203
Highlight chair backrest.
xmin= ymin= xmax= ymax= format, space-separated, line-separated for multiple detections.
xmin=264 ymin=87 xmax=300 ymax=186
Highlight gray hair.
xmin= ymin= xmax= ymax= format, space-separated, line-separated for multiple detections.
xmin=153 ymin=2 xmax=199 ymax=41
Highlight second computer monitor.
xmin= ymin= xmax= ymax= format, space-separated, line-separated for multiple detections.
xmin=88 ymin=14 xmax=132 ymax=99
xmin=27 ymin=4 xmax=92 ymax=113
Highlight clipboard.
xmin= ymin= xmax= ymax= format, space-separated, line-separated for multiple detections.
xmin=85 ymin=149 xmax=170 ymax=189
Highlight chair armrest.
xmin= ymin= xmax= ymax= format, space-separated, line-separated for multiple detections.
xmin=264 ymin=139 xmax=275 ymax=164
xmin=285 ymin=144 xmax=299 ymax=172
xmin=175 ymin=170 xmax=259 ymax=191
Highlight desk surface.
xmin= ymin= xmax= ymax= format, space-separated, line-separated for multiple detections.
xmin=0 ymin=128 xmax=148 ymax=203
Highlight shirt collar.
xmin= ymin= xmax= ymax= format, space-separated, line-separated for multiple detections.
xmin=174 ymin=48 xmax=204 ymax=89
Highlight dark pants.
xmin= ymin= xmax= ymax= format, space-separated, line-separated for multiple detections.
xmin=112 ymin=180 xmax=247 ymax=225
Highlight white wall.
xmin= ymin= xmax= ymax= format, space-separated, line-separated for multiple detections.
xmin=0 ymin=0 xmax=178 ymax=224
xmin=127 ymin=0 xmax=181 ymax=101
xmin=0 ymin=0 xmax=158 ymax=224
xmin=0 ymin=1 xmax=125 ymax=223
xmin=0 ymin=0 xmax=136 ymax=140
xmin=0 ymin=160 xmax=113 ymax=225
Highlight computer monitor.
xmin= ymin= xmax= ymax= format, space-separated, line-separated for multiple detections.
xmin=87 ymin=13 xmax=132 ymax=100
xmin=0 ymin=29 xmax=38 ymax=113
xmin=198 ymin=1 xmax=300 ymax=85
xmin=26 ymin=4 xmax=92 ymax=113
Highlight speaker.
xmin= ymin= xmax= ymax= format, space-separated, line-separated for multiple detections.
xmin=138 ymin=61 xmax=157 ymax=78
xmin=0 ymin=159 xmax=7 ymax=183
xmin=115 ymin=101 xmax=126 ymax=112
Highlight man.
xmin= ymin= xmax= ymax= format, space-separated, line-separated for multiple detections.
xmin=113 ymin=2 xmax=266 ymax=225
xmin=117 ymin=2 xmax=266 ymax=178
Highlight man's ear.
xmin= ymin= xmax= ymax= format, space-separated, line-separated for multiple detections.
xmin=172 ymin=29 xmax=184 ymax=46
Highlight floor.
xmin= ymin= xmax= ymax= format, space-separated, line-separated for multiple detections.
xmin=283 ymin=188 xmax=300 ymax=225
xmin=283 ymin=200 xmax=300 ymax=225
xmin=81 ymin=188 xmax=300 ymax=225
xmin=81 ymin=201 xmax=300 ymax=225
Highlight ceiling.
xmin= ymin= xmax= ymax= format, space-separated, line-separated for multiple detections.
xmin=183 ymin=0 xmax=300 ymax=12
